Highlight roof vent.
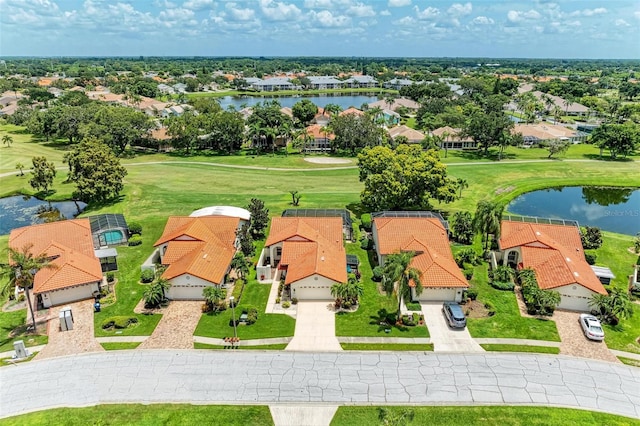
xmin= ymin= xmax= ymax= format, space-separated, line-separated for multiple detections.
xmin=573 ymin=271 xmax=579 ymax=277
xmin=321 ymin=256 xmax=325 ymax=261
xmin=566 ymin=257 xmax=571 ymax=262
xmin=535 ymin=231 xmax=541 ymax=236
xmin=203 ymin=253 xmax=208 ymax=259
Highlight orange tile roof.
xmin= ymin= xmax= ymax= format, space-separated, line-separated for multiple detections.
xmin=154 ymin=216 xmax=240 ymax=284
xmin=499 ymin=221 xmax=606 ymax=294
xmin=8 ymin=219 xmax=102 ymax=294
xmin=339 ymin=107 xmax=364 ymax=116
xmin=305 ymin=124 xmax=335 ymax=140
xmin=374 ymin=218 xmax=468 ymax=289
xmin=266 ymin=217 xmax=346 ymax=285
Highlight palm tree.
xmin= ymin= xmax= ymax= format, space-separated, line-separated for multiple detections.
xmin=2 ymin=135 xmax=13 ymax=147
xmin=15 ymin=162 xmax=25 ymax=176
xmin=203 ymin=285 xmax=225 ymax=311
xmin=2 ymin=244 xmax=56 ymax=331
xmin=456 ymin=178 xmax=468 ymax=198
xmin=473 ymin=200 xmax=504 ymax=252
xmin=589 ymin=288 xmax=633 ymax=325
xmin=382 ymin=251 xmax=423 ymax=319
xmin=143 ymin=278 xmax=170 ymax=309
xmin=542 ymin=94 xmax=554 ymax=115
xmin=324 ymin=103 xmax=342 ymax=116
xmin=344 ymin=276 xmax=364 ymax=305
xmin=331 ymin=282 xmax=347 ymax=308
xmin=551 ymin=106 xmax=563 ymax=124
xmin=230 ymin=252 xmax=249 ymax=281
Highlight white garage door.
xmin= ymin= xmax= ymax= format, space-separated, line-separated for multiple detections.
xmin=167 ymin=285 xmax=205 ymax=300
xmin=45 ymin=284 xmax=97 ymax=307
xmin=419 ymin=288 xmax=457 ymax=302
xmin=558 ymin=295 xmax=590 ymax=312
xmin=292 ymin=284 xmax=332 ymax=300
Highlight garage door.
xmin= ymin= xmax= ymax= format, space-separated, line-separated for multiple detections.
xmin=167 ymin=285 xmax=205 ymax=300
xmin=46 ymin=284 xmax=97 ymax=307
xmin=419 ymin=288 xmax=457 ymax=302
xmin=558 ymin=295 xmax=590 ymax=312
xmin=292 ymin=284 xmax=332 ymax=300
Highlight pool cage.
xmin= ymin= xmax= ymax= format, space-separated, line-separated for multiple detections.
xmin=89 ymin=214 xmax=129 ymax=248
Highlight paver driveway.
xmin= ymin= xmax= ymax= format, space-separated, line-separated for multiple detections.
xmin=34 ymin=300 xmax=104 ymax=360
xmin=422 ymin=302 xmax=483 ymax=352
xmin=138 ymin=301 xmax=201 ymax=350
xmin=553 ymin=310 xmax=619 ymax=363
xmin=285 ymin=301 xmax=341 ymax=351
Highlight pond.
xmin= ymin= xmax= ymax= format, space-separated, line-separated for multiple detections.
xmin=0 ymin=195 xmax=87 ymax=235
xmin=218 ymin=94 xmax=382 ymax=111
xmin=507 ymin=186 xmax=640 ymax=236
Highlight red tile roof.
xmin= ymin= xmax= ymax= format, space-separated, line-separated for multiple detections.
xmin=8 ymin=219 xmax=103 ymax=294
xmin=499 ymin=221 xmax=606 ymax=294
xmin=266 ymin=217 xmax=346 ymax=285
xmin=154 ymin=217 xmax=240 ymax=284
xmin=374 ymin=218 xmax=468 ymax=289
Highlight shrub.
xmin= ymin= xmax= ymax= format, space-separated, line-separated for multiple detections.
xmin=455 ymin=248 xmax=478 ymax=267
xmin=405 ymin=302 xmax=421 ymax=311
xmin=451 ymin=211 xmax=474 ymax=245
xmin=490 ymin=265 xmax=515 ymax=283
xmin=584 ymin=251 xmax=597 ymax=265
xmin=581 ymin=226 xmax=602 ymax=250
xmin=291 ymin=298 xmax=298 ymax=305
xmin=490 ymin=281 xmax=515 ymax=291
xmin=522 ymin=281 xmax=560 ymax=316
xmin=140 ymin=269 xmax=155 ymax=283
xmin=276 ymin=297 xmax=281 ymax=304
xmin=360 ymin=214 xmax=372 ymax=231
xmin=463 ymin=266 xmax=474 ymax=280
xmin=360 ymin=237 xmax=371 ymax=250
xmin=246 ymin=311 xmax=258 ymax=325
xmin=385 ymin=312 xmax=397 ymax=325
xmin=401 ymin=315 xmax=415 ymax=326
xmin=372 ymin=266 xmax=384 ymax=282
xmin=483 ymin=302 xmax=496 ymax=316
xmin=466 ymin=288 xmax=478 ymax=300
xmin=102 ymin=316 xmax=138 ymax=330
xmin=128 ymin=222 xmax=143 ymax=236
xmin=201 ymin=303 xmax=211 ymax=313
xmin=106 ymin=272 xmax=115 ymax=283
xmin=282 ymin=301 xmax=291 ymax=309
xmin=128 ymin=235 xmax=142 ymax=246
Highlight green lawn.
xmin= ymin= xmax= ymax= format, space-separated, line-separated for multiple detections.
xmin=340 ymin=343 xmax=434 ymax=351
xmin=466 ymin=263 xmax=560 ymax=341
xmin=480 ymin=344 xmax=560 ymax=354
xmin=0 ymin=125 xmax=70 ymax=173
xmin=100 ymin=342 xmax=141 ymax=350
xmin=0 ymin=307 xmax=48 ymax=352
xmin=194 ymin=343 xmax=288 ymax=350
xmin=330 ymin=406 xmax=640 ymax=426
xmin=0 ymin=404 xmax=274 ymax=426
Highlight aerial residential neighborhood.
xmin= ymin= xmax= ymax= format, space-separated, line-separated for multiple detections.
xmin=1 ymin=1 xmax=640 ymax=425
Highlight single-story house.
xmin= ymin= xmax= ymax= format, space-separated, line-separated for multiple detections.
xmin=304 ymin=124 xmax=335 ymax=152
xmin=153 ymin=216 xmax=242 ymax=300
xmin=495 ymin=220 xmax=607 ymax=311
xmin=388 ymin=125 xmax=426 ymax=144
xmin=339 ymin=107 xmax=364 ymax=117
xmin=372 ymin=213 xmax=468 ymax=302
xmin=512 ymin=123 xmax=588 ymax=146
xmin=368 ymin=97 xmax=421 ymax=112
xmin=262 ymin=217 xmax=347 ymax=300
xmin=282 ymin=209 xmax=353 ymax=241
xmin=531 ymin=91 xmax=590 ymax=116
xmin=431 ymin=126 xmax=478 ymax=150
xmin=9 ymin=219 xmax=103 ymax=308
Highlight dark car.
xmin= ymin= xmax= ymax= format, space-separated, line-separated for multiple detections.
xmin=443 ymin=301 xmax=467 ymax=328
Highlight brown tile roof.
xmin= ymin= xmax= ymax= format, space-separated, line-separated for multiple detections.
xmin=154 ymin=217 xmax=240 ymax=284
xmin=8 ymin=219 xmax=102 ymax=294
xmin=266 ymin=217 xmax=346 ymax=285
xmin=513 ymin=123 xmax=577 ymax=140
xmin=339 ymin=107 xmax=364 ymax=116
xmin=150 ymin=127 xmax=171 ymax=140
xmin=499 ymin=221 xmax=606 ymax=294
xmin=388 ymin=125 xmax=425 ymax=142
xmin=431 ymin=126 xmax=473 ymax=142
xmin=374 ymin=218 xmax=468 ymax=289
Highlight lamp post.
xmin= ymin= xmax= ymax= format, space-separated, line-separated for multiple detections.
xmin=229 ymin=296 xmax=237 ymax=347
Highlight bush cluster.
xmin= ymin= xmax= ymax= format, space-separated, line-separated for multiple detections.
xmin=372 ymin=266 xmax=384 ymax=282
xmin=128 ymin=235 xmax=142 ymax=246
xmin=490 ymin=281 xmax=515 ymax=291
xmin=101 ymin=316 xmax=138 ymax=330
xmin=128 ymin=222 xmax=143 ymax=236
xmin=140 ymin=269 xmax=155 ymax=283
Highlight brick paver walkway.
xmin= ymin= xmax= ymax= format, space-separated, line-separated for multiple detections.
xmin=137 ymin=301 xmax=201 ymax=349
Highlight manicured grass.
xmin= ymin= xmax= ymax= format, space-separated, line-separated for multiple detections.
xmin=0 ymin=125 xmax=70 ymax=173
xmin=466 ymin=263 xmax=560 ymax=341
xmin=335 ymin=241 xmax=429 ymax=338
xmin=340 ymin=343 xmax=434 ymax=351
xmin=0 ymin=307 xmax=48 ymax=352
xmin=330 ymin=406 xmax=640 ymax=426
xmin=0 ymin=404 xmax=274 ymax=426
xmin=480 ymin=344 xmax=560 ymax=354
xmin=194 ymin=279 xmax=295 ymax=339
xmin=194 ymin=342 xmax=288 ymax=350
xmin=618 ymin=357 xmax=640 ymax=367
xmin=1 ymin=353 xmax=37 ymax=366
xmin=100 ymin=342 xmax=141 ymax=350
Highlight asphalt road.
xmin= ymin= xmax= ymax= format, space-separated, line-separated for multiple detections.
xmin=1 ymin=350 xmax=639 ymax=419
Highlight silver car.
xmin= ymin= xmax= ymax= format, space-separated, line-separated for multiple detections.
xmin=579 ymin=314 xmax=605 ymax=341
xmin=443 ymin=302 xmax=467 ymax=328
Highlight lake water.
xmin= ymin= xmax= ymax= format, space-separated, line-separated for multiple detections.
xmin=507 ymin=186 xmax=640 ymax=235
xmin=0 ymin=195 xmax=87 ymax=235
xmin=218 ymin=94 xmax=382 ymax=111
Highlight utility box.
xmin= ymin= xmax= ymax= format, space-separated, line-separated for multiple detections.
xmin=13 ymin=340 xmax=28 ymax=359
xmin=60 ymin=306 xmax=74 ymax=331
xmin=59 ymin=310 xmax=68 ymax=331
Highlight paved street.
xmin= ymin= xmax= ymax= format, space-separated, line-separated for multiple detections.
xmin=1 ymin=351 xmax=638 ymax=420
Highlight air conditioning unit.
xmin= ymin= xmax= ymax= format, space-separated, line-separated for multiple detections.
xmin=13 ymin=340 xmax=28 ymax=359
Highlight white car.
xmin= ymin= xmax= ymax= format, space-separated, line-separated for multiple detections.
xmin=579 ymin=314 xmax=605 ymax=341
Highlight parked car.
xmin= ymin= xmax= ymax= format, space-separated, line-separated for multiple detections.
xmin=443 ymin=301 xmax=467 ymax=328
xmin=579 ymin=314 xmax=605 ymax=341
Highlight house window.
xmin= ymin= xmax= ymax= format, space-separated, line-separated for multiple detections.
xmin=507 ymin=251 xmax=518 ymax=266
xmin=276 ymin=247 xmax=282 ymax=257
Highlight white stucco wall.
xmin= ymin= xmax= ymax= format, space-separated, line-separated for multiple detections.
xmin=556 ymin=283 xmax=597 ymax=312
xmin=167 ymin=274 xmax=214 ymax=300
xmin=416 ymin=287 xmax=462 ymax=302
xmin=40 ymin=282 xmax=100 ymax=308
xmin=291 ymin=275 xmax=335 ymax=300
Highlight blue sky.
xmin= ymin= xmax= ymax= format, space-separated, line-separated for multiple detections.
xmin=1 ymin=0 xmax=639 ymax=59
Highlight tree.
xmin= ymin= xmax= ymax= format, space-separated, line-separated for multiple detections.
xmin=166 ymin=110 xmax=201 ymax=154
xmin=15 ymin=162 xmax=25 ymax=176
xmin=544 ymin=140 xmax=570 ymax=159
xmin=29 ymin=156 xmax=56 ymax=194
xmin=473 ymin=200 xmax=503 ymax=252
xmin=343 ymin=276 xmax=364 ymax=305
xmin=382 ymin=251 xmax=423 ymax=319
xmin=581 ymin=226 xmax=603 ymax=250
xmin=292 ymin=99 xmax=318 ymax=125
xmin=462 ymin=111 xmax=514 ymax=156
xmin=246 ymin=101 xmax=292 ymax=152
xmin=82 ymin=105 xmax=151 ymax=155
xmin=330 ymin=113 xmax=385 ymax=154
xmin=324 ymin=103 xmax=342 ymax=116
xmin=237 ymin=223 xmax=255 ymax=257
xmin=230 ymin=252 xmax=250 ymax=281
xmin=331 ymin=282 xmax=347 ymax=307
xmin=357 ymin=144 xmax=457 ymax=211
xmin=589 ymin=288 xmax=633 ymax=325
xmin=199 ymin=110 xmax=245 ymax=154
xmin=203 ymin=285 xmax=225 ymax=312
xmin=247 ymin=198 xmax=269 ymax=238
xmin=590 ymin=123 xmax=639 ymax=159
xmin=451 ymin=211 xmax=474 ymax=244
xmin=2 ymin=135 xmax=13 ymax=147
xmin=63 ymin=138 xmax=127 ymax=203
xmin=143 ymin=278 xmax=170 ymax=309
xmin=455 ymin=178 xmax=468 ymax=197
xmin=2 ymin=244 xmax=56 ymax=331
xmin=289 ymin=190 xmax=301 ymax=206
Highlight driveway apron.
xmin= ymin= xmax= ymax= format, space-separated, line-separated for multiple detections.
xmin=553 ymin=310 xmax=620 ymax=363
xmin=138 ymin=301 xmax=202 ymax=350
xmin=285 ymin=301 xmax=341 ymax=352
xmin=422 ymin=302 xmax=483 ymax=352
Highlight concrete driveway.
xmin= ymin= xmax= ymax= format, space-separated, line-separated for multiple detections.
xmin=285 ymin=301 xmax=341 ymax=352
xmin=422 ymin=302 xmax=483 ymax=352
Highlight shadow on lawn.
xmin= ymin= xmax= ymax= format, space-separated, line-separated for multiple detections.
xmin=581 ymin=153 xmax=635 ymax=162
xmin=367 ymin=309 xmax=412 ymax=333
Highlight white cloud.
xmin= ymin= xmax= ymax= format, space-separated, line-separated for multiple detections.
xmin=388 ymin=0 xmax=411 ymax=7
xmin=259 ymin=0 xmax=302 ymax=21
xmin=308 ymin=10 xmax=350 ymax=27
xmin=226 ymin=2 xmax=256 ymax=21
xmin=154 ymin=0 xmax=176 ymax=8
xmin=347 ymin=2 xmax=375 ymax=17
xmin=159 ymin=8 xmax=195 ymax=21
xmin=303 ymin=0 xmax=333 ymax=8
xmin=393 ymin=16 xmax=415 ymax=26
xmin=507 ymin=9 xmax=541 ymax=23
xmin=615 ymin=19 xmax=630 ymax=27
xmin=633 ymin=11 xmax=640 ymax=20
xmin=380 ymin=9 xmax=391 ymax=16
xmin=448 ymin=3 xmax=472 ymax=17
xmin=414 ymin=6 xmax=439 ymax=20
xmin=182 ymin=0 xmax=214 ymax=11
xmin=472 ymin=16 xmax=494 ymax=25
xmin=581 ymin=8 xmax=607 ymax=16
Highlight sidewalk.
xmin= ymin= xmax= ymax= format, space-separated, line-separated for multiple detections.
xmin=194 ymin=336 xmax=292 ymax=347
xmin=474 ymin=338 xmax=561 ymax=347
xmin=337 ymin=337 xmax=431 ymax=344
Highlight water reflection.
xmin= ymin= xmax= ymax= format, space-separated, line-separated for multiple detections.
xmin=0 ymin=195 xmax=87 ymax=235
